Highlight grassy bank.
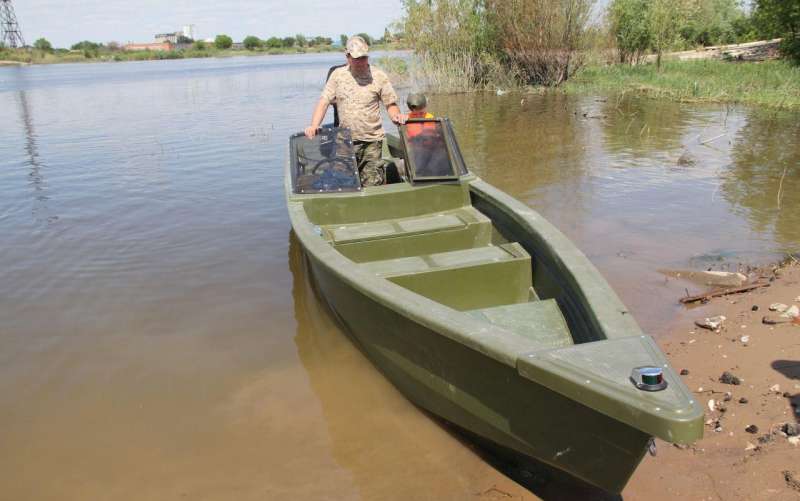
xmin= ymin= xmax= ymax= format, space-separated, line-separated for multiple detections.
xmin=564 ymin=59 xmax=800 ymax=109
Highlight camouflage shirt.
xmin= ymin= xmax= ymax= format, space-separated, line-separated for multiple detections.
xmin=321 ymin=65 xmax=398 ymax=142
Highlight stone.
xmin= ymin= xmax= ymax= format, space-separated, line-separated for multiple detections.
xmin=708 ymin=399 xmax=716 ymax=412
xmin=680 ymin=369 xmax=690 ymax=375
xmin=790 ymin=437 xmax=800 ymax=447
xmin=724 ymin=392 xmax=733 ymax=402
xmin=720 ymin=371 xmax=741 ymax=385
xmin=770 ymin=384 xmax=781 ymax=393
xmin=739 ymin=397 xmax=749 ymax=404
xmin=770 ymin=303 xmax=789 ymax=312
xmin=745 ymin=442 xmax=757 ymax=451
xmin=740 ymin=335 xmax=750 ymax=344
xmin=783 ymin=305 xmax=800 ymax=318
xmin=696 ymin=315 xmax=726 ymax=330
xmin=783 ymin=423 xmax=800 ymax=437
xmin=745 ymin=424 xmax=759 ymax=434
xmin=752 ymin=305 xmax=759 ymax=311
xmin=763 ymin=315 xmax=792 ymax=325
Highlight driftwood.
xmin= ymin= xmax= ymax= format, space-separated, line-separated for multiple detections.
xmin=643 ymin=39 xmax=782 ymax=64
xmin=680 ymin=282 xmax=770 ymax=304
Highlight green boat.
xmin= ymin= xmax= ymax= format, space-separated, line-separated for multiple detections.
xmin=285 ymin=119 xmax=703 ymax=493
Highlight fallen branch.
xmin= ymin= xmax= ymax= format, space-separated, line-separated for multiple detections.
xmin=777 ymin=166 xmax=788 ymax=209
xmin=679 ymin=282 xmax=770 ymax=304
xmin=700 ymin=133 xmax=726 ymax=145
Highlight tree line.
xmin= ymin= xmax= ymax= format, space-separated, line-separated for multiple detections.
xmin=401 ymin=0 xmax=800 ymax=89
xmin=8 ymin=31 xmax=393 ymax=54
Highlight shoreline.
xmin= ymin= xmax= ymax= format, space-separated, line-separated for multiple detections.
xmin=0 ymin=44 xmax=405 ymax=67
xmin=625 ymin=260 xmax=800 ymax=500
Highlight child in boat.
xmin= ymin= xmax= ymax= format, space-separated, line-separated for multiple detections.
xmin=404 ymin=93 xmax=449 ymax=177
xmin=405 ymin=93 xmax=434 ymax=134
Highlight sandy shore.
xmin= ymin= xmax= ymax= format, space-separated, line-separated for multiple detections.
xmin=625 ymin=261 xmax=800 ymax=500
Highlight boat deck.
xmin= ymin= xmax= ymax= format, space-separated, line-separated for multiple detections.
xmin=312 ymin=181 xmax=574 ymax=349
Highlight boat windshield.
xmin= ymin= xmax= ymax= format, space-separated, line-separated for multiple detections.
xmin=290 ymin=127 xmax=361 ymax=194
xmin=399 ymin=118 xmax=468 ymax=182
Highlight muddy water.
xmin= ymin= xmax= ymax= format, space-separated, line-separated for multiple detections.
xmin=433 ymin=92 xmax=800 ymax=330
xmin=0 ymin=55 xmax=798 ymax=499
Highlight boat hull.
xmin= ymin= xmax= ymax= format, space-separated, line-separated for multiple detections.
xmin=301 ymin=245 xmax=651 ymax=494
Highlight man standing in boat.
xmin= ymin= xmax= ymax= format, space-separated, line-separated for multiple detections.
xmin=304 ymin=36 xmax=405 ymax=186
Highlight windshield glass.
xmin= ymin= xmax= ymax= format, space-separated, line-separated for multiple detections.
xmin=400 ymin=119 xmax=463 ymax=181
xmin=290 ymin=127 xmax=361 ymax=194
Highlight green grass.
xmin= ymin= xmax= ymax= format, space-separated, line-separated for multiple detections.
xmin=563 ymin=59 xmax=800 ymax=109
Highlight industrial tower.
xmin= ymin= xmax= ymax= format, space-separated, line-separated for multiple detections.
xmin=1 ymin=0 xmax=25 ymax=48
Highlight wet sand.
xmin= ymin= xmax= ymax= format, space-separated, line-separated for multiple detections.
xmin=475 ymin=262 xmax=800 ymax=500
xmin=625 ymin=262 xmax=800 ymax=500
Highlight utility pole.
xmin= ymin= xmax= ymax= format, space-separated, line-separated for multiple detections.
xmin=1 ymin=0 xmax=25 ymax=48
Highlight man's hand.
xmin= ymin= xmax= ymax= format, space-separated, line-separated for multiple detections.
xmin=391 ymin=113 xmax=407 ymax=125
xmin=304 ymin=126 xmax=319 ymax=139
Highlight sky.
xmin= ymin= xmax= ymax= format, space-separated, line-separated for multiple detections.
xmin=11 ymin=0 xmax=405 ymax=48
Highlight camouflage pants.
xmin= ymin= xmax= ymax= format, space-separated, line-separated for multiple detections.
xmin=353 ymin=140 xmax=385 ymax=187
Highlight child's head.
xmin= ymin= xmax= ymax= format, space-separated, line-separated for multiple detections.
xmin=406 ymin=93 xmax=427 ymax=112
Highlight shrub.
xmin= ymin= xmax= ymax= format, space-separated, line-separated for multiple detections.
xmin=243 ymin=36 xmax=262 ymax=50
xmin=214 ymin=34 xmax=233 ymax=49
xmin=34 ymin=38 xmax=53 ymax=52
xmin=265 ymin=37 xmax=282 ymax=49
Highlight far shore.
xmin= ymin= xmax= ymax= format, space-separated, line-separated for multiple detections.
xmin=0 ymin=43 xmax=404 ymax=67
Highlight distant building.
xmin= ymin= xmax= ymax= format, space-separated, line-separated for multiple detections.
xmin=154 ymin=32 xmax=180 ymax=44
xmin=182 ymin=25 xmax=196 ymax=41
xmin=123 ymin=42 xmax=173 ymax=51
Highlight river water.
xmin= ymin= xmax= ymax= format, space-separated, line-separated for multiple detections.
xmin=0 ymin=54 xmax=798 ymax=499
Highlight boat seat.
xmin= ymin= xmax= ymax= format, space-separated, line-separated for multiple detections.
xmin=363 ymin=243 xmax=533 ymax=311
xmin=466 ymin=300 xmax=574 ymax=350
xmin=326 ymin=206 xmax=493 ymax=263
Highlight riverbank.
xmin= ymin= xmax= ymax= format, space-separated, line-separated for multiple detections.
xmin=564 ymin=59 xmax=800 ymax=110
xmin=625 ymin=260 xmax=800 ymax=500
xmin=0 ymin=43 xmax=402 ymax=65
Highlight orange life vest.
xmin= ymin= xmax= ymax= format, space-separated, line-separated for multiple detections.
xmin=406 ymin=111 xmax=435 ymax=138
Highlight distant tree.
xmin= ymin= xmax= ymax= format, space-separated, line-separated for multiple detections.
xmin=107 ymin=41 xmax=121 ymax=51
xmin=312 ymin=36 xmax=332 ymax=46
xmin=649 ymin=0 xmax=690 ymax=68
xmin=193 ymin=40 xmax=207 ymax=50
xmin=243 ymin=35 xmax=262 ymax=50
xmin=383 ymin=28 xmax=392 ymax=43
xmin=214 ymin=34 xmax=233 ymax=49
xmin=265 ymin=37 xmax=283 ymax=48
xmin=34 ymin=38 xmax=53 ymax=52
xmin=71 ymin=40 xmax=102 ymax=51
xmin=177 ymin=35 xmax=194 ymax=44
xmin=295 ymin=34 xmax=307 ymax=47
xmin=356 ymin=33 xmax=373 ymax=45
xmin=753 ymin=0 xmax=800 ymax=62
xmin=282 ymin=36 xmax=296 ymax=47
xmin=609 ymin=0 xmax=653 ymax=63
xmin=340 ymin=34 xmax=348 ymax=46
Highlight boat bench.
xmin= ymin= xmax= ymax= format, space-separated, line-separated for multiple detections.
xmin=325 ymin=206 xmax=493 ymax=263
xmin=361 ymin=243 xmax=533 ymax=311
xmin=466 ymin=300 xmax=574 ymax=350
